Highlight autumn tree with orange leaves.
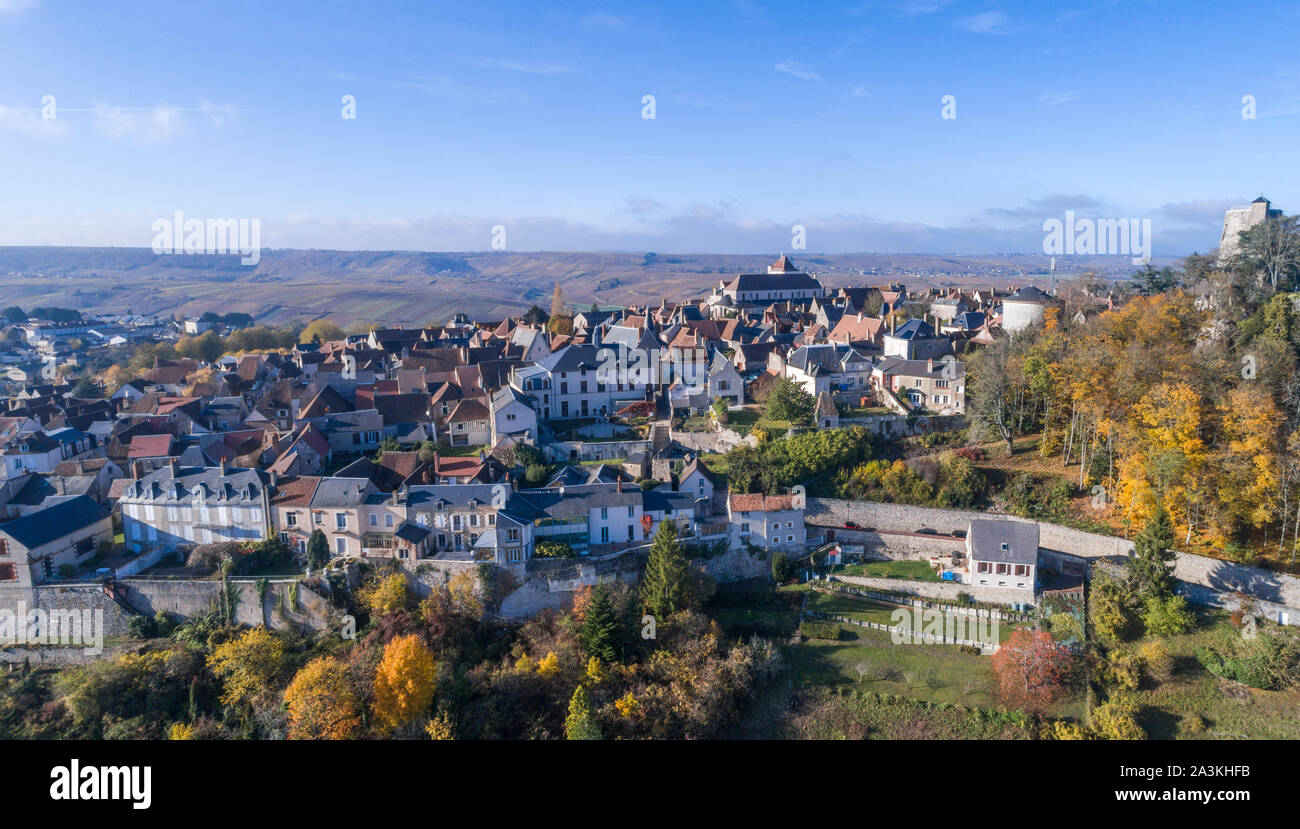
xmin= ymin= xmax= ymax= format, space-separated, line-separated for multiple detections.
xmin=990 ymin=629 xmax=1078 ymax=712
xmin=283 ymin=657 xmax=362 ymax=740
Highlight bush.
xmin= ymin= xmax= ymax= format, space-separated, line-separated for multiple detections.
xmin=535 ymin=541 xmax=574 ymax=559
xmin=1142 ymin=594 xmax=1195 ymax=636
xmin=1090 ymin=692 xmax=1146 ymax=740
xmin=771 ymin=552 xmax=793 ymax=584
xmin=126 ymin=615 xmax=157 ymax=639
xmin=1195 ymin=628 xmax=1300 ymax=690
xmin=1105 ymin=650 xmax=1142 ymax=691
xmin=801 ymin=621 xmax=843 ymax=641
xmin=153 ymin=609 xmax=175 ymax=637
xmin=1136 ymin=639 xmax=1174 ymax=684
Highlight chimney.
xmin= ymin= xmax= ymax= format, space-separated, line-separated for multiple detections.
xmin=269 ymin=470 xmax=279 ymax=488
xmin=926 ymin=358 xmax=934 ymax=374
xmin=422 ymin=466 xmax=431 ymax=484
xmin=169 ymin=456 xmax=179 ymax=477
xmin=132 ymin=459 xmax=142 ymax=480
xmin=219 ymin=458 xmax=228 ymax=476
xmin=617 ymin=477 xmax=622 ymax=493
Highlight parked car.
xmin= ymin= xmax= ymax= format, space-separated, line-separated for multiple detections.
xmin=843 ymin=520 xmax=860 ymax=529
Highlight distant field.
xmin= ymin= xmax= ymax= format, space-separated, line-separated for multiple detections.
xmin=0 ymin=246 xmax=1153 ymax=327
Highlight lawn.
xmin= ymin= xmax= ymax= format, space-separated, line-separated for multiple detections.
xmin=679 ymin=416 xmax=712 ymax=432
xmin=724 ymin=408 xmax=761 ymax=435
xmin=835 ymin=560 xmax=941 ymax=582
xmin=440 ymin=443 xmax=488 ymax=457
xmin=803 ymin=588 xmax=903 ymax=626
xmin=706 ymin=578 xmax=802 ymax=639
xmin=1126 ymin=612 xmax=1300 ymax=740
xmin=723 ymin=407 xmax=795 ymax=435
xmin=801 ymin=583 xmax=1030 ymax=644
xmin=717 ymin=580 xmax=1087 ymax=736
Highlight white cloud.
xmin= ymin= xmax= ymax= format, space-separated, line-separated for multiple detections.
xmin=774 ymin=61 xmax=820 ymax=81
xmin=199 ymin=100 xmax=239 ymax=128
xmin=954 ymin=11 xmax=1012 ymax=34
xmin=471 ymin=57 xmax=575 ymax=75
xmin=1037 ymin=89 xmax=1084 ymax=107
xmin=0 ymin=103 xmax=69 ymax=136
xmin=849 ymin=86 xmax=873 ymax=98
xmin=582 ymin=12 xmax=624 ymax=28
xmin=93 ymin=104 xmax=185 ymax=141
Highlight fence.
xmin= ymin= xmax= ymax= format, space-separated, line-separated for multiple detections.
xmin=802 ymin=609 xmax=1000 ymax=653
xmin=813 ymin=580 xmax=1034 ymax=621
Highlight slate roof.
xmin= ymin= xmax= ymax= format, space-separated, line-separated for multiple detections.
xmin=968 ymin=518 xmax=1039 ymax=565
xmin=0 ymin=494 xmax=110 ymax=548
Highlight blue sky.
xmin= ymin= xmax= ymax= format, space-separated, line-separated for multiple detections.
xmin=1 ymin=0 xmax=1297 ymax=256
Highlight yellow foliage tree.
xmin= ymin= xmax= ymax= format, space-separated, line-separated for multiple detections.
xmin=372 ymin=634 xmax=438 ymax=733
xmin=283 ymin=657 xmax=363 ymax=740
xmin=447 ymin=569 xmax=483 ymax=619
xmin=206 ymin=626 xmax=286 ymax=708
xmin=361 ymin=572 xmax=410 ymax=618
xmin=536 ymin=651 xmax=559 ymax=677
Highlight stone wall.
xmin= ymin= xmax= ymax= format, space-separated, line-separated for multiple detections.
xmin=497 ymin=552 xmax=647 ymax=618
xmin=808 ymin=497 xmax=1299 ymax=621
xmin=0 ymin=583 xmax=137 ymax=637
xmin=118 ymin=577 xmax=332 ymax=632
xmin=833 ymin=574 xmax=1033 ymax=606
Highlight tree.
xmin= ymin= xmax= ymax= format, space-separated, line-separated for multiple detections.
xmin=990 ymin=629 xmax=1076 ymax=712
xmin=1237 ymin=214 xmax=1300 ymax=290
xmin=1141 ymin=594 xmax=1195 ymax=636
xmin=1088 ymin=567 xmax=1135 ymax=643
xmin=564 ymin=684 xmax=602 ymax=740
xmin=372 ymin=634 xmax=438 ymax=733
xmin=765 ymin=377 xmax=815 ymax=426
xmin=361 ymin=572 xmax=411 ymax=618
xmin=1090 ymin=692 xmax=1146 ymax=740
xmin=1135 ymin=264 xmax=1184 ymax=295
xmin=580 ymin=584 xmax=620 ymax=663
xmin=1126 ymin=505 xmax=1177 ymax=599
xmin=641 ymin=519 xmax=689 ymax=618
xmin=771 ymin=551 xmax=793 ymax=584
xmin=283 ymin=657 xmax=362 ymax=739
xmin=70 ymin=377 xmax=102 ymax=399
xmin=299 ymin=318 xmax=345 ymax=345
xmin=306 ymin=529 xmax=329 ymax=570
xmin=176 ymin=330 xmax=223 ymax=364
xmin=967 ymin=335 xmax=1018 ymax=455
xmin=206 ymin=626 xmax=287 ymax=708
xmin=549 ymin=284 xmax=569 ymax=320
